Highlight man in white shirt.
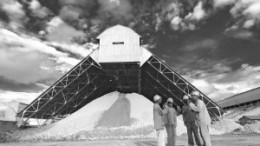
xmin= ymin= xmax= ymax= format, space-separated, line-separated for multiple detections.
xmin=189 ymin=91 xmax=212 ymax=146
xmin=153 ymin=95 xmax=166 ymax=146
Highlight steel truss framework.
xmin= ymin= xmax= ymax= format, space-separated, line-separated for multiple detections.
xmin=141 ymin=56 xmax=224 ymax=118
xmin=17 ymin=53 xmax=224 ymax=127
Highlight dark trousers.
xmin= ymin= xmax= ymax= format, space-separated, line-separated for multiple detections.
xmin=166 ymin=125 xmax=176 ymax=146
xmin=186 ymin=121 xmax=202 ymax=146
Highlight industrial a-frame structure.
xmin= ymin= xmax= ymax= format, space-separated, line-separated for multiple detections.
xmin=17 ymin=25 xmax=224 ymax=127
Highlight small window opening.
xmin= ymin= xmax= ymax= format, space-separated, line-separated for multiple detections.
xmin=112 ymin=42 xmax=124 ymax=45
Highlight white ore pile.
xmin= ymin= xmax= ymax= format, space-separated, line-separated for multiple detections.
xmin=15 ymin=92 xmax=238 ymax=140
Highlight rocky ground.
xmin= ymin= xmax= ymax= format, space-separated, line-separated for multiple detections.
xmin=1 ymin=135 xmax=260 ymax=146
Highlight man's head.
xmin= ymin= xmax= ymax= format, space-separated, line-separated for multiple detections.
xmin=153 ymin=95 xmax=162 ymax=104
xmin=167 ymin=98 xmax=173 ymax=107
xmin=190 ymin=91 xmax=200 ymax=102
xmin=183 ymin=95 xmax=189 ymax=104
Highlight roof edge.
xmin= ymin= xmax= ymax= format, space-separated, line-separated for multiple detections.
xmin=218 ymin=87 xmax=260 ymax=103
xmin=97 ymin=25 xmax=140 ymax=38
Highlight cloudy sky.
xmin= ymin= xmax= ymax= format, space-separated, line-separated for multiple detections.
xmin=0 ymin=0 xmax=260 ymax=104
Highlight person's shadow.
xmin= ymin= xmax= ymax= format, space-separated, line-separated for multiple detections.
xmin=134 ymin=141 xmax=185 ymax=146
xmin=134 ymin=140 xmax=157 ymax=146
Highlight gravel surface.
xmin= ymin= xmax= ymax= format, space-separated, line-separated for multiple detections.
xmin=1 ymin=135 xmax=260 ymax=146
xmin=210 ymin=119 xmax=243 ymax=135
xmin=243 ymin=121 xmax=260 ymax=134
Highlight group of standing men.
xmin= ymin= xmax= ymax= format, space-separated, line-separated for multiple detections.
xmin=153 ymin=91 xmax=212 ymax=146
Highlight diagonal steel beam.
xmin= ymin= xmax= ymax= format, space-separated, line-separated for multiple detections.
xmin=17 ymin=56 xmax=101 ymax=127
xmin=145 ymin=56 xmax=224 ymax=117
xmin=143 ymin=71 xmax=185 ymax=105
xmin=38 ymin=72 xmax=96 ymax=118
xmin=146 ymin=56 xmax=224 ymax=114
xmin=17 ymin=53 xmax=97 ymax=117
xmin=41 ymin=78 xmax=115 ymax=125
xmin=40 ymin=73 xmax=101 ymax=120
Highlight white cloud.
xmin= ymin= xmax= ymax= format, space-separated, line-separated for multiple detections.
xmin=0 ymin=27 xmax=98 ymax=103
xmin=243 ymin=19 xmax=255 ymax=28
xmin=243 ymin=0 xmax=260 ymax=18
xmin=0 ymin=90 xmax=42 ymax=104
xmin=0 ymin=29 xmax=65 ymax=57
xmin=186 ymin=1 xmax=206 ymax=21
xmin=1 ymin=0 xmax=26 ymax=29
xmin=29 ymin=0 xmax=50 ymax=19
xmin=229 ymin=0 xmax=260 ymax=28
xmin=0 ymin=48 xmax=52 ymax=84
xmin=110 ymin=0 xmax=120 ymax=6
xmin=47 ymin=42 xmax=94 ymax=58
xmin=192 ymin=79 xmax=216 ymax=94
xmin=29 ymin=0 xmax=41 ymax=10
xmin=46 ymin=17 xmax=64 ymax=33
xmin=184 ymin=64 xmax=260 ymax=101
xmin=46 ymin=19 xmax=86 ymax=44
xmin=213 ymin=0 xmax=236 ymax=8
xmin=170 ymin=16 xmax=182 ymax=30
xmin=55 ymin=57 xmax=80 ymax=66
xmin=212 ymin=0 xmax=260 ymax=29
xmin=224 ymin=27 xmax=254 ymax=39
xmin=53 ymin=57 xmax=80 ymax=74
xmin=0 ymin=28 xmax=83 ymax=85
xmin=182 ymin=39 xmax=218 ymax=51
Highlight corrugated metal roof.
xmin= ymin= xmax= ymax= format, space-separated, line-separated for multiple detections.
xmin=217 ymin=87 xmax=260 ymax=108
xmin=97 ymin=25 xmax=140 ymax=38
xmin=240 ymin=115 xmax=260 ymax=120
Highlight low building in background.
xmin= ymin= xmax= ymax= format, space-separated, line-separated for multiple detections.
xmin=217 ymin=87 xmax=260 ymax=110
xmin=0 ymin=101 xmax=27 ymax=132
xmin=217 ymin=87 xmax=260 ymax=121
xmin=239 ymin=115 xmax=260 ymax=126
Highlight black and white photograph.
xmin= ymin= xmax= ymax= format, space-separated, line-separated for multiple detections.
xmin=0 ymin=0 xmax=260 ymax=146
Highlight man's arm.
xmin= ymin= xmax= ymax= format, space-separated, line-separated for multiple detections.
xmin=162 ymin=105 xmax=168 ymax=115
xmin=155 ymin=104 xmax=165 ymax=116
xmin=182 ymin=106 xmax=187 ymax=114
xmin=189 ymin=101 xmax=202 ymax=113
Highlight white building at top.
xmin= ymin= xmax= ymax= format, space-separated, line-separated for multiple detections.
xmin=91 ymin=25 xmax=152 ymax=65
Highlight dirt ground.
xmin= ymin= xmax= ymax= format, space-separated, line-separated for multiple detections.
xmin=1 ymin=135 xmax=260 ymax=146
